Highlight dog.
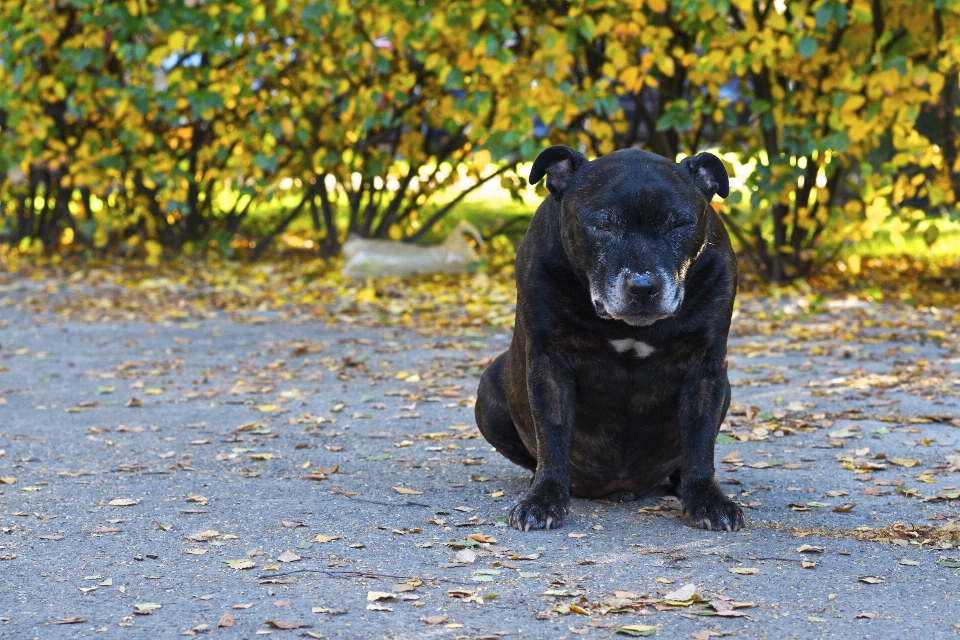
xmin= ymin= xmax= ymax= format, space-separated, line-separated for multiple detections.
xmin=475 ymin=145 xmax=743 ymax=532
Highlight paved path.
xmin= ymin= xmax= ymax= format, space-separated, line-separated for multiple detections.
xmin=1 ymin=279 xmax=959 ymax=639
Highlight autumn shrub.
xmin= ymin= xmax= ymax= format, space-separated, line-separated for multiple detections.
xmin=1 ymin=0 xmax=959 ymax=282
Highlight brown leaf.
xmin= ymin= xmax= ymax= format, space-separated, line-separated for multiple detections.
xmin=52 ymin=616 xmax=86 ymax=624
xmin=266 ymin=621 xmax=308 ymax=630
xmin=125 ymin=397 xmax=145 ymax=408
xmin=422 ymin=614 xmax=449 ymax=625
xmin=218 ymin=613 xmax=235 ymax=628
xmin=281 ymin=520 xmax=306 ymax=528
xmin=466 ymin=533 xmax=496 ymax=544
xmin=90 ymin=526 xmax=121 ymax=534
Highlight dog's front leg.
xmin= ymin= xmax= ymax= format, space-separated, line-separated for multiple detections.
xmin=509 ymin=349 xmax=574 ymax=532
xmin=677 ymin=354 xmax=745 ymax=531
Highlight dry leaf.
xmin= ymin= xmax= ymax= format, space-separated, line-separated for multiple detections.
xmin=266 ymin=621 xmax=307 ymax=629
xmin=367 ymin=592 xmax=397 ymax=601
xmin=277 ymin=550 xmax=301 ymax=563
xmin=108 ymin=498 xmax=138 ymax=507
xmin=393 ymin=487 xmax=423 ymax=495
xmin=218 ymin=613 xmax=235 ymax=628
xmin=311 ymin=534 xmax=342 ymax=543
xmin=728 ymin=567 xmax=759 ymax=575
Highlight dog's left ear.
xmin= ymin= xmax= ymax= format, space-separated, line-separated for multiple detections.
xmin=680 ymin=153 xmax=729 ymax=200
xmin=529 ymin=145 xmax=587 ymax=199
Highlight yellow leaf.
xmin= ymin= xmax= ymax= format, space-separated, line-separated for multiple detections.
xmin=312 ymin=534 xmax=342 ymax=543
xmin=168 ymin=31 xmax=186 ymax=51
xmin=889 ymin=458 xmax=920 ymax=468
xmin=394 ymin=487 xmax=423 ymax=495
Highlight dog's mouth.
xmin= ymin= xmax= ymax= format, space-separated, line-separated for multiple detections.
xmin=593 ymin=300 xmax=670 ymax=326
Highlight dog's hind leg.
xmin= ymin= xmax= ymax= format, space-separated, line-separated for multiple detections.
xmin=476 ymin=354 xmax=536 ymax=471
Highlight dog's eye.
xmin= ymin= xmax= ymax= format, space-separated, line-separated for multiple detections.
xmin=592 ymin=223 xmax=612 ymax=233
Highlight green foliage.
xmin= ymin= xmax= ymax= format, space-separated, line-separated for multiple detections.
xmin=1 ymin=0 xmax=960 ymax=280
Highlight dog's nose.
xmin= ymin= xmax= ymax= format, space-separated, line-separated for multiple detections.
xmin=627 ymin=272 xmax=659 ymax=300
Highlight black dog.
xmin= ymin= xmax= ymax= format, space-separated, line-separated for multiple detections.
xmin=475 ymin=146 xmax=743 ymax=532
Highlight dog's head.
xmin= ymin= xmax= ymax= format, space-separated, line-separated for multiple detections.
xmin=529 ymin=146 xmax=729 ymax=326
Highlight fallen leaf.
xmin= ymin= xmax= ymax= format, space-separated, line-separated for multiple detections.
xmin=277 ymin=550 xmax=301 ymax=563
xmin=663 ymin=584 xmax=698 ymax=602
xmin=184 ymin=530 xmax=220 ymax=542
xmin=52 ymin=616 xmax=86 ymax=624
xmin=394 ymin=487 xmax=423 ymax=495
xmin=728 ymin=567 xmax=759 ymax=575
xmin=224 ymin=559 xmax=256 ymax=570
xmin=311 ymin=534 xmax=342 ymax=543
xmin=466 ymin=533 xmax=496 ymax=544
xmin=266 ymin=621 xmax=308 ymax=629
xmin=367 ymin=591 xmax=397 ymax=601
xmin=108 ymin=498 xmax=139 ymax=507
xmin=797 ymin=545 xmax=824 ymax=553
xmin=616 ymin=624 xmax=657 ymax=636
xmin=889 ymin=458 xmax=921 ymax=468
xmin=90 ymin=526 xmax=121 ymax=534
xmin=422 ymin=614 xmax=449 ymax=625
xmin=218 ymin=613 xmax=235 ymax=628
xmin=858 ymin=576 xmax=885 ymax=584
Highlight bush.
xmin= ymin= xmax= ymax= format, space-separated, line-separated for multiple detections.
xmin=2 ymin=0 xmax=959 ymax=281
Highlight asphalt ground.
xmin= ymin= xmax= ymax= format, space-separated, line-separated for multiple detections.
xmin=1 ymin=279 xmax=960 ymax=639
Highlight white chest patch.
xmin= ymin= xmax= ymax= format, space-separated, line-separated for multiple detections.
xmin=610 ymin=338 xmax=656 ymax=359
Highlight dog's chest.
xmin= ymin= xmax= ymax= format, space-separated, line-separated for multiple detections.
xmin=608 ymin=338 xmax=656 ymax=359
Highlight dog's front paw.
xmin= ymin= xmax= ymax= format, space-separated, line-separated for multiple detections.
xmin=509 ymin=480 xmax=569 ymax=532
xmin=682 ymin=479 xmax=744 ymax=532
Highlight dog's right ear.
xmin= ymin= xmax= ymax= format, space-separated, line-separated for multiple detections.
xmin=529 ymin=146 xmax=586 ymax=199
